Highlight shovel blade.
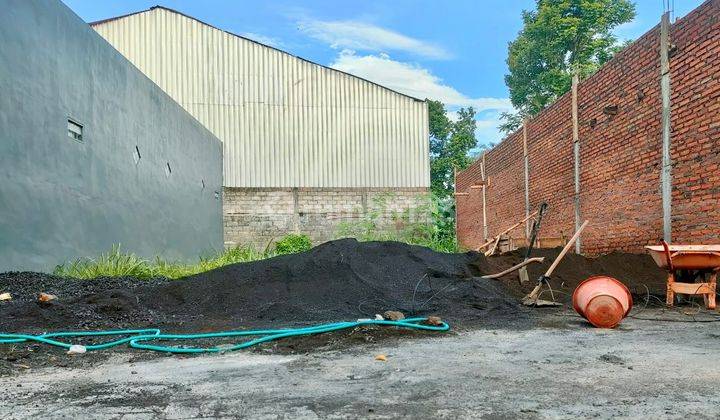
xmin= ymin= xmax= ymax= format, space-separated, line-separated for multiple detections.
xmin=519 ymin=266 xmax=530 ymax=284
xmin=522 ymin=297 xmax=563 ymax=307
xmin=521 ymin=283 xmax=563 ymax=307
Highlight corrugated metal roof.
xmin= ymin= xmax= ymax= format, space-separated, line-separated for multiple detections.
xmin=90 ymin=6 xmax=426 ymax=103
xmin=92 ymin=6 xmax=430 ymax=188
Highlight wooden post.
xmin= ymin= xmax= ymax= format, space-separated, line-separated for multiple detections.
xmin=523 ymin=120 xmax=530 ymax=239
xmin=453 ymin=165 xmax=457 ymax=191
xmin=572 ymin=71 xmax=582 ymax=254
xmin=481 ymin=152 xmax=488 ymax=241
xmin=453 ymin=165 xmax=458 ymax=240
xmin=660 ymin=12 xmax=672 ymax=242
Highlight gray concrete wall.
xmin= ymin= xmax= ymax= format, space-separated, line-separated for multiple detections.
xmin=224 ymin=188 xmax=430 ymax=249
xmin=0 ymin=0 xmax=223 ymax=272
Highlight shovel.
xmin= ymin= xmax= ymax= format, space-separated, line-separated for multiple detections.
xmin=519 ymin=202 xmax=548 ymax=284
xmin=522 ymin=220 xmax=589 ymax=306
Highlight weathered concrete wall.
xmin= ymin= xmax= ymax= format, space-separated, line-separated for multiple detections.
xmin=0 ymin=0 xmax=223 ymax=272
xmin=224 ymin=188 xmax=430 ymax=249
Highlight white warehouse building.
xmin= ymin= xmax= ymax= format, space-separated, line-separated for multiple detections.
xmin=92 ymin=6 xmax=430 ymax=248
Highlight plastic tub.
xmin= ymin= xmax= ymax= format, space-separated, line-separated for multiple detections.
xmin=572 ymin=276 xmax=633 ymax=328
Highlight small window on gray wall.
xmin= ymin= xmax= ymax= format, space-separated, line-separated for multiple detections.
xmin=67 ymin=119 xmax=83 ymax=142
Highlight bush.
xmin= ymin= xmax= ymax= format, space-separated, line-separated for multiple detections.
xmin=273 ymin=233 xmax=313 ymax=254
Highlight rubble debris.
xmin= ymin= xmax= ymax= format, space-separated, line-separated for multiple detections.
xmin=67 ymin=345 xmax=86 ymax=355
xmin=38 ymin=293 xmax=57 ymax=303
xmin=425 ymin=316 xmax=443 ymax=326
xmin=383 ymin=311 xmax=405 ymax=321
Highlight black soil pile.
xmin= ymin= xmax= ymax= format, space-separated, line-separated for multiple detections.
xmin=476 ymin=247 xmax=667 ymax=303
xmin=0 ymin=239 xmax=526 ymax=334
xmin=0 ymin=240 xmax=668 ymax=336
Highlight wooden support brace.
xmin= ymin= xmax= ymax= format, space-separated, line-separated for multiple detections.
xmin=477 ymin=210 xmax=539 ymax=252
xmin=482 ymin=257 xmax=545 ymax=279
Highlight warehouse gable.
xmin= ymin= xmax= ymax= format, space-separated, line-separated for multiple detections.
xmin=92 ymin=6 xmax=430 ymax=188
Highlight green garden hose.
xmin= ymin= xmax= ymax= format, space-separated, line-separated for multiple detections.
xmin=0 ymin=317 xmax=449 ymax=354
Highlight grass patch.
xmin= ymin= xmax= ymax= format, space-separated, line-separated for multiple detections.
xmin=53 ymin=192 xmax=461 ymax=281
xmin=54 ymin=235 xmax=313 ymax=280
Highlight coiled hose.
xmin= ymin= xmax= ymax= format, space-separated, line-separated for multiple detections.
xmin=0 ymin=317 xmax=449 ymax=354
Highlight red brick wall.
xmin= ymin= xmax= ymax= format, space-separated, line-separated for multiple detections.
xmin=457 ymin=0 xmax=720 ymax=255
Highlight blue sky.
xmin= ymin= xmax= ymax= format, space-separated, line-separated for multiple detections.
xmin=63 ymin=0 xmax=702 ymax=147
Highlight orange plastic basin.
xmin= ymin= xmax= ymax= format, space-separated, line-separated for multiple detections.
xmin=572 ymin=276 xmax=633 ymax=328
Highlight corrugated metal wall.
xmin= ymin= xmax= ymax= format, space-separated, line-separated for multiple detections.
xmin=92 ymin=7 xmax=430 ymax=188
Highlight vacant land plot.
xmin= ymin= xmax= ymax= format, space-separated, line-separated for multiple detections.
xmin=2 ymin=314 xmax=719 ymax=419
xmin=3 ymin=240 xmax=716 ymax=418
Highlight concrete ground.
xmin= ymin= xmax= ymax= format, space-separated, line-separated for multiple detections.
xmin=2 ymin=311 xmax=720 ymax=419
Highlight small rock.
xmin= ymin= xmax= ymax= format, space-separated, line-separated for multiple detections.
xmin=0 ymin=292 xmax=11 ymax=301
xmin=599 ymin=354 xmax=625 ymax=365
xmin=425 ymin=316 xmax=443 ymax=326
xmin=38 ymin=293 xmax=57 ymax=303
xmin=67 ymin=345 xmax=86 ymax=355
xmin=374 ymin=354 xmax=387 ymax=362
xmin=383 ymin=310 xmax=405 ymax=321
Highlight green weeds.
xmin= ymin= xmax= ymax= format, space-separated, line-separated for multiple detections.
xmin=55 ymin=243 xmax=271 ymax=280
xmin=54 ymin=192 xmax=460 ymax=280
xmin=273 ymin=234 xmax=313 ymax=254
xmin=336 ymin=193 xmax=459 ymax=253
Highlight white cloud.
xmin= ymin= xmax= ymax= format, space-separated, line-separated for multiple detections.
xmin=330 ymin=51 xmax=510 ymax=148
xmin=241 ymin=32 xmax=283 ymax=48
xmin=330 ymin=50 xmax=513 ymax=112
xmin=474 ymin=113 xmax=506 ymax=147
xmin=298 ymin=19 xmax=450 ymax=59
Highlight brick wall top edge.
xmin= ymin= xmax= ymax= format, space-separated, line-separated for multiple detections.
xmin=224 ymin=187 xmax=431 ymax=193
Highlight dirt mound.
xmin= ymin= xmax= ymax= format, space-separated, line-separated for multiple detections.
xmin=477 ymin=247 xmax=667 ymax=303
xmin=0 ymin=239 xmax=526 ymax=333
xmin=0 ymin=240 xmax=668 ymax=335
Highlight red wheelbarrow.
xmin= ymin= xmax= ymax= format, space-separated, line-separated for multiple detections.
xmin=645 ymin=241 xmax=720 ymax=310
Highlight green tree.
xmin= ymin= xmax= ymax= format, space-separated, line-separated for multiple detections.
xmin=427 ymin=100 xmax=478 ymax=197
xmin=501 ymin=0 xmax=635 ymax=132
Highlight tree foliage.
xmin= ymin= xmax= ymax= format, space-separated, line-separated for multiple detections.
xmin=427 ymin=100 xmax=478 ymax=197
xmin=501 ymin=0 xmax=635 ymax=132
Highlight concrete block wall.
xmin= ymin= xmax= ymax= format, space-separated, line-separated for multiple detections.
xmin=224 ymin=188 xmax=430 ymax=249
xmin=456 ymin=0 xmax=720 ymax=255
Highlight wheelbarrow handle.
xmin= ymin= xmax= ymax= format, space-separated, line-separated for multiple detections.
xmin=661 ymin=239 xmax=674 ymax=272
